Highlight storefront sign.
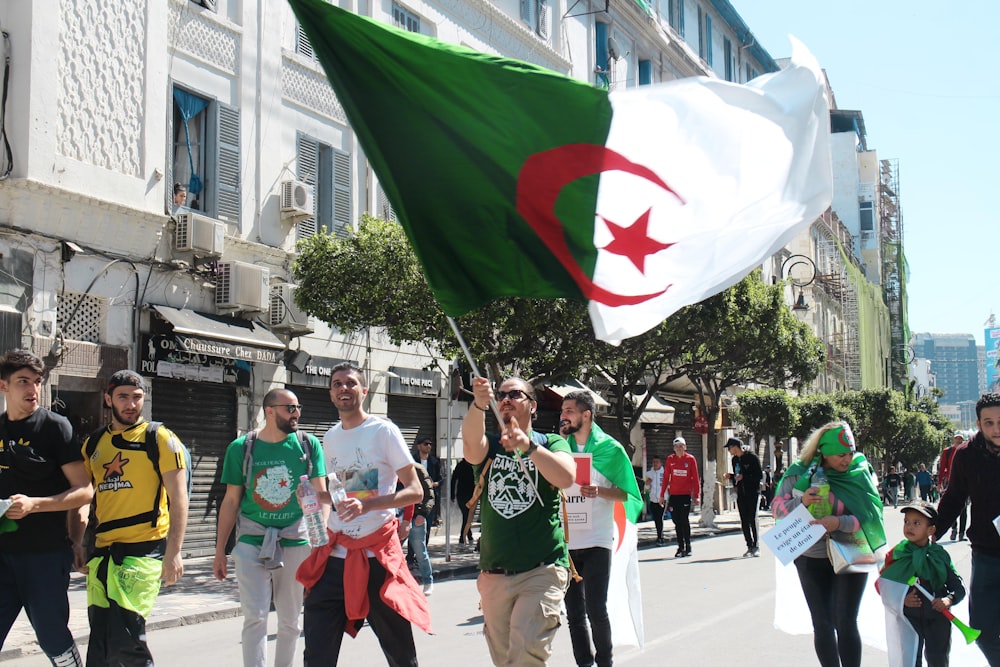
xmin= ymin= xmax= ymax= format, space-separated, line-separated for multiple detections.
xmin=388 ymin=366 xmax=441 ymax=397
xmin=139 ymin=335 xmax=249 ymax=385
xmin=287 ymin=355 xmax=357 ymax=388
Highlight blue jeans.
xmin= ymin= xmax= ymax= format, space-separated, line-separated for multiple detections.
xmin=408 ymin=517 xmax=433 ymax=585
xmin=233 ymin=541 xmax=310 ymax=667
xmin=970 ymin=550 xmax=1000 ymax=665
xmin=565 ymin=547 xmax=612 ymax=667
xmin=794 ymin=555 xmax=867 ymax=667
xmin=0 ymin=549 xmax=77 ymax=660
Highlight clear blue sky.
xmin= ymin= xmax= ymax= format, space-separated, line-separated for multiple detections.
xmin=730 ymin=1 xmax=998 ymax=346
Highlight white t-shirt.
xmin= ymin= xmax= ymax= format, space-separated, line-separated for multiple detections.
xmin=323 ymin=415 xmax=413 ymax=558
xmin=646 ymin=466 xmax=664 ymax=503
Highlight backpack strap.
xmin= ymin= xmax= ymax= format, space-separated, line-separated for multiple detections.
xmin=242 ymin=430 xmax=258 ymax=490
xmin=296 ymin=431 xmax=313 ymax=478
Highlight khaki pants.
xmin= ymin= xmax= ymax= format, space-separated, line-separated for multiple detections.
xmin=477 ymin=564 xmax=569 ymax=666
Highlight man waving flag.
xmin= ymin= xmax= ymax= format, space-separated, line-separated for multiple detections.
xmin=288 ymin=0 xmax=833 ymax=343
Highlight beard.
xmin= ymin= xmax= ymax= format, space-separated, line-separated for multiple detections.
xmin=112 ymin=405 xmax=140 ymax=427
xmin=276 ymin=415 xmax=297 ymax=434
xmin=560 ymin=419 xmax=580 ymax=436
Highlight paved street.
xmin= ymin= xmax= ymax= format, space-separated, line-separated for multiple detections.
xmin=10 ymin=508 xmax=983 ymax=665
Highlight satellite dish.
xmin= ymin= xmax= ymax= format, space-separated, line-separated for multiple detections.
xmin=608 ymin=36 xmax=620 ymax=60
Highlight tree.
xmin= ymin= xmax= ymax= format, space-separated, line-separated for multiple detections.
xmin=663 ymin=272 xmax=825 ymax=527
xmin=730 ymin=388 xmax=798 ymax=451
xmin=293 ymin=215 xmax=596 ymax=381
xmin=793 ymin=393 xmax=852 ymax=443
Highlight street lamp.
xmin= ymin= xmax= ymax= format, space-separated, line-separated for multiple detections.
xmin=780 ymin=254 xmax=817 ymax=312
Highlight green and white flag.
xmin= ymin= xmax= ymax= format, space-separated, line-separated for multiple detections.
xmin=289 ymin=0 xmax=833 ymax=343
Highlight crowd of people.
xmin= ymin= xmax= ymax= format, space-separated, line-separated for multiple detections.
xmin=3 ymin=345 xmax=998 ymax=667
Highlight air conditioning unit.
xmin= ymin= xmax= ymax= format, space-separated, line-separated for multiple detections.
xmin=269 ymin=283 xmax=314 ymax=335
xmin=175 ymin=212 xmax=225 ymax=256
xmin=215 ymin=261 xmax=270 ymax=312
xmin=280 ymin=179 xmax=315 ymax=220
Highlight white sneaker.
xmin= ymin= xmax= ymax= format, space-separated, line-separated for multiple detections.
xmin=743 ymin=550 xmax=753 ymax=558
xmin=423 ymin=583 xmax=433 ymax=596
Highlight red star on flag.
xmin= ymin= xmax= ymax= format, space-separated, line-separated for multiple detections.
xmin=599 ymin=208 xmax=673 ymax=273
xmin=279 ymin=478 xmax=288 ymax=487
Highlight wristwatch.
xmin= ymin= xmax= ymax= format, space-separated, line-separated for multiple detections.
xmin=524 ymin=441 xmax=539 ymax=456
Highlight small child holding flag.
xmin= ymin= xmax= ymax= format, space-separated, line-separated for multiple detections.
xmin=878 ymin=503 xmax=966 ymax=667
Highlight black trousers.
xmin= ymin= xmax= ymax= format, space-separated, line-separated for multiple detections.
xmin=303 ymin=557 xmax=417 ymax=666
xmin=647 ymin=501 xmax=664 ymax=541
xmin=669 ymin=495 xmax=693 ymax=551
xmin=794 ymin=556 xmax=867 ymax=667
xmin=736 ymin=491 xmax=760 ymax=550
xmin=906 ymin=610 xmax=952 ymax=667
xmin=566 ymin=547 xmax=613 ymax=667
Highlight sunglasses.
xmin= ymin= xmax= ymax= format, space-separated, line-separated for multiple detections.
xmin=497 ymin=389 xmax=531 ymax=401
xmin=268 ymin=404 xmax=302 ymax=414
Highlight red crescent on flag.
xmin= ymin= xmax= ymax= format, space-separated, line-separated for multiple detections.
xmin=613 ymin=500 xmax=626 ymax=553
xmin=516 ymin=144 xmax=684 ymax=307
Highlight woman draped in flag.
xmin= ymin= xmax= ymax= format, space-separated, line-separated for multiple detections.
xmin=772 ymin=422 xmax=886 ymax=667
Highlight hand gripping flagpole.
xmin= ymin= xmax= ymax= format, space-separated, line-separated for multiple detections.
xmin=907 ymin=576 xmax=981 ymax=644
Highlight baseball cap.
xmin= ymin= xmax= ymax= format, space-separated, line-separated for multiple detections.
xmin=672 ymin=436 xmax=686 ymax=445
xmin=953 ymin=430 xmax=965 ymax=438
xmin=106 ymin=369 xmax=146 ymax=394
xmin=900 ymin=502 xmax=937 ymax=524
xmin=725 ymin=437 xmax=744 ymax=450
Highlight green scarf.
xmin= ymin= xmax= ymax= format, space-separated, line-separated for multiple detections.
xmin=880 ymin=539 xmax=954 ymax=590
xmin=569 ymin=423 xmax=644 ymax=523
xmin=779 ymin=452 xmax=885 ymax=551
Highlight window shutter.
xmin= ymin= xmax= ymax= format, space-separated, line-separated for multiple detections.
xmin=705 ymin=14 xmax=713 ymax=65
xmin=536 ymin=0 xmax=550 ymax=38
xmin=520 ymin=0 xmax=531 ymax=24
xmin=296 ymin=22 xmax=314 ymax=60
xmin=296 ymin=134 xmax=319 ymax=240
xmin=332 ymin=150 xmax=352 ymax=239
xmin=214 ymin=103 xmax=240 ymax=224
xmin=638 ymin=60 xmax=651 ymax=85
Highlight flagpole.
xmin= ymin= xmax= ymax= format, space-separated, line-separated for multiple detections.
xmin=446 ymin=316 xmax=504 ymax=425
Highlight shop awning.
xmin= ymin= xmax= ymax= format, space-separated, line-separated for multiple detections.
xmin=543 ymin=379 xmax=610 ymax=407
xmin=152 ymin=305 xmax=285 ymax=349
xmin=630 ymin=392 xmax=676 ymax=424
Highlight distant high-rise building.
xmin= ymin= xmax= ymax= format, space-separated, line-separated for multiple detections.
xmin=912 ymin=333 xmax=980 ymax=404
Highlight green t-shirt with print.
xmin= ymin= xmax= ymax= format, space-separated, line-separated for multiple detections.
xmin=221 ymin=431 xmax=326 ymax=547
xmin=476 ymin=431 xmax=571 ymax=572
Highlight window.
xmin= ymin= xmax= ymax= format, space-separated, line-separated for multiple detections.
xmin=192 ymin=0 xmax=216 ymax=10
xmin=697 ymin=6 xmax=704 ymax=59
xmin=667 ymin=0 xmax=675 ymax=29
xmin=676 ymin=0 xmax=685 ymax=38
xmin=723 ymin=37 xmax=733 ymax=81
xmin=296 ymin=21 xmax=315 ymax=60
xmin=519 ymin=0 xmax=550 ymax=38
xmin=170 ymin=87 xmax=241 ymax=224
xmin=705 ymin=13 xmax=712 ymax=66
xmin=638 ymin=60 xmax=651 ymax=85
xmin=392 ymin=2 xmax=421 ymax=33
xmin=595 ymin=22 xmax=610 ymax=88
xmin=745 ymin=63 xmax=752 ymax=82
xmin=859 ymin=202 xmax=874 ymax=231
xmin=296 ymin=133 xmax=352 ymax=240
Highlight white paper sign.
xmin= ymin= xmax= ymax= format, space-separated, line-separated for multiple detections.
xmin=566 ymin=453 xmax=594 ymax=530
xmin=993 ymin=513 xmax=1000 ymax=537
xmin=762 ymin=503 xmax=827 ymax=566
xmin=0 ymin=499 xmax=11 ymax=519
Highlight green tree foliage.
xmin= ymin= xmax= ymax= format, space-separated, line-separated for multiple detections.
xmin=730 ymin=389 xmax=798 ymax=442
xmin=793 ymin=394 xmax=852 ymax=441
xmin=292 ymin=214 xmax=596 ymax=381
xmin=664 ymin=272 xmax=825 ymax=461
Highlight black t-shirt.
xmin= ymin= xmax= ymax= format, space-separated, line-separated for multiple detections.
xmin=0 ymin=408 xmax=80 ymax=553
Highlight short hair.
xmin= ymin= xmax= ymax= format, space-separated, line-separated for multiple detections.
xmin=330 ymin=362 xmax=366 ymax=388
xmin=0 ymin=349 xmax=44 ymax=381
xmin=976 ymin=393 xmax=1000 ymax=420
xmin=564 ymin=390 xmax=596 ymax=416
xmin=263 ymin=387 xmax=295 ymax=407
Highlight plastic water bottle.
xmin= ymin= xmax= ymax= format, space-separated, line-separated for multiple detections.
xmin=809 ymin=466 xmax=832 ymax=519
xmin=297 ymin=475 xmax=329 ymax=547
xmin=328 ymin=470 xmax=348 ymax=509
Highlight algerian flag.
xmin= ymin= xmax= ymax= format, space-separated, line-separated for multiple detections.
xmin=289 ymin=0 xmax=833 ymax=343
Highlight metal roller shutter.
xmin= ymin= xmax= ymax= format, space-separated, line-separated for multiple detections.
xmin=151 ymin=379 xmax=237 ymax=558
xmin=288 ymin=385 xmax=339 ymax=440
xmin=387 ymin=395 xmax=437 ymax=450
